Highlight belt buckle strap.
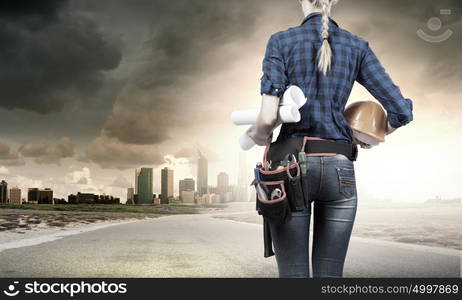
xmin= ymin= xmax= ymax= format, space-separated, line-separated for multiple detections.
xmin=351 ymin=144 xmax=358 ymax=161
xmin=303 ymin=137 xmax=358 ymax=162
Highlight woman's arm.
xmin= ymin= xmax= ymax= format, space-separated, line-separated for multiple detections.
xmin=246 ymin=94 xmax=280 ymax=146
xmin=357 ymin=43 xmax=414 ymax=132
xmin=247 ymin=33 xmax=288 ymax=146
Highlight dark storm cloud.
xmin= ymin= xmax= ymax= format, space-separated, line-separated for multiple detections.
xmin=0 ymin=0 xmax=66 ymax=18
xmin=0 ymin=140 xmax=25 ymax=166
xmin=81 ymin=136 xmax=165 ymax=170
xmin=98 ymin=0 xmax=268 ymax=145
xmin=19 ymin=137 xmax=74 ymax=165
xmin=79 ymin=0 xmax=280 ymax=169
xmin=0 ymin=0 xmax=122 ymax=114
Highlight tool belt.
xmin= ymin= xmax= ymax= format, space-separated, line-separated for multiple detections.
xmin=254 ymin=136 xmax=358 ymax=257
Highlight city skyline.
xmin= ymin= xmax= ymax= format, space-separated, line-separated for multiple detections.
xmin=0 ymin=148 xmax=248 ymax=204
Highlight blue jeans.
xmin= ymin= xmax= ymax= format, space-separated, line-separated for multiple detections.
xmin=269 ymin=154 xmax=358 ymax=278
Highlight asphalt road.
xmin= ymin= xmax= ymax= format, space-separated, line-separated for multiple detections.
xmin=0 ymin=214 xmax=460 ymax=277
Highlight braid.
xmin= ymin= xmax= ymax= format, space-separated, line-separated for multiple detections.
xmin=317 ymin=0 xmax=334 ymax=76
xmin=321 ymin=0 xmax=330 ymax=39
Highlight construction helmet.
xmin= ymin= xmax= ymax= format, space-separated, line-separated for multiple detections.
xmin=344 ymin=101 xmax=387 ymax=146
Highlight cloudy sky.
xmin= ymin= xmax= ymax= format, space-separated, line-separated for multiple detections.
xmin=0 ymin=0 xmax=461 ymax=202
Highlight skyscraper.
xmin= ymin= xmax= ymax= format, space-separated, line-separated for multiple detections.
xmin=237 ymin=151 xmax=247 ymax=187
xmin=197 ymin=150 xmax=208 ymax=196
xmin=9 ymin=187 xmax=21 ymax=204
xmin=135 ymin=169 xmax=139 ymax=194
xmin=126 ymin=187 xmax=134 ymax=204
xmin=161 ymin=167 xmax=174 ymax=204
xmin=0 ymin=180 xmax=7 ymax=203
xmin=179 ymin=178 xmax=195 ymax=203
xmin=179 ymin=178 xmax=195 ymax=195
xmin=28 ymin=188 xmax=39 ymax=203
xmin=135 ymin=168 xmax=153 ymax=204
xmin=236 ymin=151 xmax=249 ymax=202
xmin=39 ymin=188 xmax=53 ymax=204
xmin=28 ymin=188 xmax=53 ymax=204
xmin=217 ymin=172 xmax=229 ymax=199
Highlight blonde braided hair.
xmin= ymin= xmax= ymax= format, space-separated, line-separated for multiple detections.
xmin=310 ymin=0 xmax=338 ymax=75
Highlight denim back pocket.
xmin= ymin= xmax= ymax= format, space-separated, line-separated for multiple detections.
xmin=335 ymin=167 xmax=356 ymax=198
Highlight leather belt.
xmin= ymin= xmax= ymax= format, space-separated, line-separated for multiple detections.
xmin=302 ymin=137 xmax=358 ymax=161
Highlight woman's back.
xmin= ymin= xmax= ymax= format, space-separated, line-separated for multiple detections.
xmin=261 ymin=12 xmax=413 ymax=143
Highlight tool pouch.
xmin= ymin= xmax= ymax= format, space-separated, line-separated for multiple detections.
xmin=256 ymin=179 xmax=291 ymax=225
xmin=256 ymin=161 xmax=305 ymax=224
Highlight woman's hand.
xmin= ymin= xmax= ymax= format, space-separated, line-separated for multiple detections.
xmin=386 ymin=121 xmax=397 ymax=135
xmin=353 ymin=136 xmax=373 ymax=149
xmin=358 ymin=141 xmax=373 ymax=149
xmin=246 ymin=125 xmax=274 ymax=146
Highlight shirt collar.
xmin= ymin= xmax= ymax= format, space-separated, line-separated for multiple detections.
xmin=301 ymin=12 xmax=339 ymax=27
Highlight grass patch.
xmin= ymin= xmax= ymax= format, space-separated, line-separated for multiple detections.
xmin=47 ymin=221 xmax=67 ymax=227
xmin=0 ymin=203 xmax=199 ymax=215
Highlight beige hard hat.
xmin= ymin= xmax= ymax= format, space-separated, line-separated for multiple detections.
xmin=344 ymin=101 xmax=387 ymax=144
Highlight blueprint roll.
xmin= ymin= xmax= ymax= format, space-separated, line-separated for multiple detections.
xmin=239 ymin=131 xmax=256 ymax=151
xmin=231 ymin=105 xmax=300 ymax=125
xmin=280 ymin=85 xmax=306 ymax=108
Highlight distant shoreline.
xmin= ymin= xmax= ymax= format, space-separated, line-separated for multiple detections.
xmin=0 ymin=202 xmax=205 ymax=238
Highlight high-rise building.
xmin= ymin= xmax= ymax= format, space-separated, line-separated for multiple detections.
xmin=68 ymin=194 xmax=77 ymax=204
xmin=208 ymin=185 xmax=218 ymax=194
xmin=197 ymin=150 xmax=208 ymax=196
xmin=28 ymin=188 xmax=53 ymax=204
xmin=135 ymin=169 xmax=139 ymax=194
xmin=236 ymin=151 xmax=250 ymax=202
xmin=180 ymin=190 xmax=195 ymax=204
xmin=76 ymin=192 xmax=96 ymax=204
xmin=126 ymin=187 xmax=134 ymax=204
xmin=0 ymin=180 xmax=7 ymax=203
xmin=135 ymin=168 xmax=153 ymax=204
xmin=217 ymin=172 xmax=229 ymax=199
xmin=161 ymin=167 xmax=174 ymax=204
xmin=28 ymin=188 xmax=39 ymax=203
xmin=237 ymin=151 xmax=247 ymax=186
xmin=39 ymin=188 xmax=53 ymax=204
xmin=9 ymin=187 xmax=21 ymax=204
xmin=179 ymin=178 xmax=195 ymax=194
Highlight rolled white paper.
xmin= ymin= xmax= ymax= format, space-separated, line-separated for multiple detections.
xmin=234 ymin=85 xmax=307 ymax=151
xmin=231 ymin=85 xmax=307 ymax=126
xmin=231 ymin=109 xmax=259 ymax=125
xmin=231 ymin=105 xmax=300 ymax=125
xmin=279 ymin=105 xmax=301 ymax=123
xmin=239 ymin=131 xmax=256 ymax=151
xmin=280 ymin=85 xmax=306 ymax=108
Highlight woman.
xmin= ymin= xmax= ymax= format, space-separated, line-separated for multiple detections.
xmin=247 ymin=0 xmax=413 ymax=278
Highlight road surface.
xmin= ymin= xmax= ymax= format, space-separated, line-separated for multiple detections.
xmin=0 ymin=214 xmax=460 ymax=277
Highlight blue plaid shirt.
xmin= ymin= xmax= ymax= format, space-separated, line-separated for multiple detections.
xmin=261 ymin=13 xmax=414 ymax=143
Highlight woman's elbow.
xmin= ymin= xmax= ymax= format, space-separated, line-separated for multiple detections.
xmin=260 ymin=115 xmax=278 ymax=127
xmin=259 ymin=95 xmax=280 ymax=127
